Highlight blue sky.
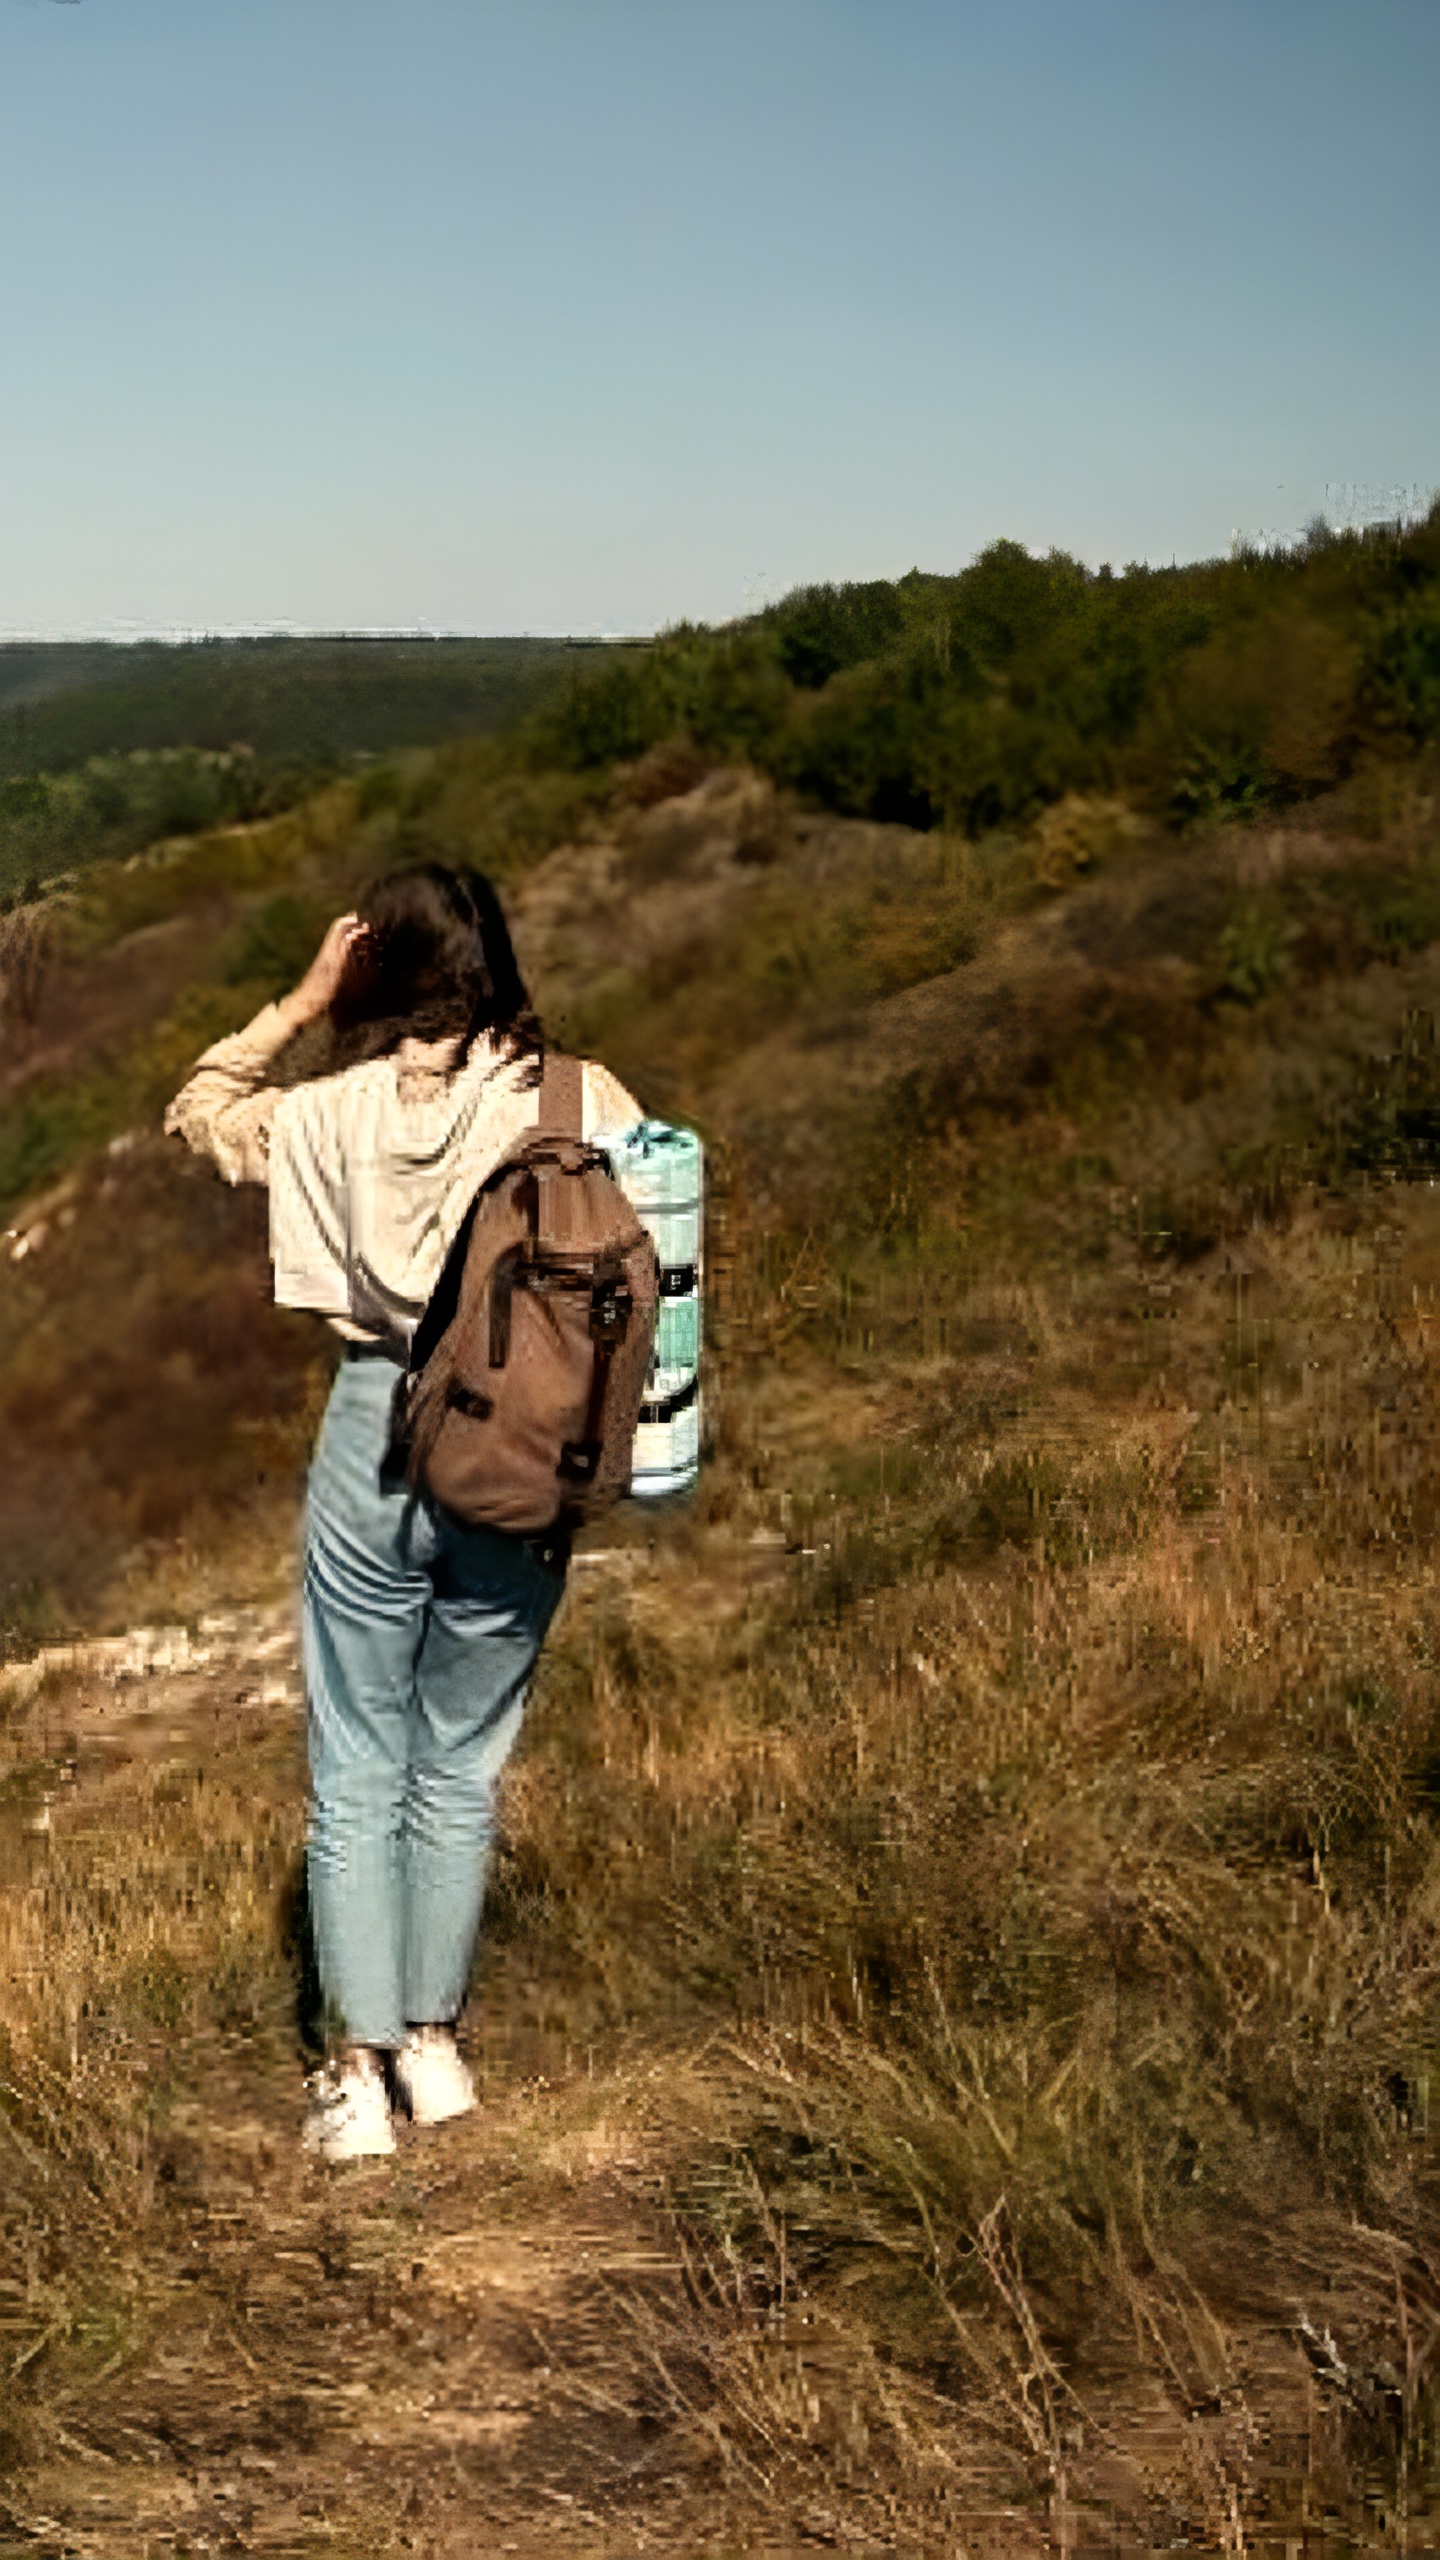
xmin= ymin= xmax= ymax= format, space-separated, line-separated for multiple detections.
xmin=1 ymin=0 xmax=1436 ymax=637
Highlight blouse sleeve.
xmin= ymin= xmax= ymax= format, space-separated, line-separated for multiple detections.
xmin=163 ymin=1003 xmax=298 ymax=1188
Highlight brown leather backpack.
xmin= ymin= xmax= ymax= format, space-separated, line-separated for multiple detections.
xmin=394 ymin=1053 xmax=659 ymax=1537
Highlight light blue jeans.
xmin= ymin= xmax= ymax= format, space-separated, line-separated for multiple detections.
xmin=302 ymin=1350 xmax=565 ymax=2050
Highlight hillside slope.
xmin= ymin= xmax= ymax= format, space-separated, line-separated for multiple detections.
xmin=6 ymin=712 xmax=1440 ymax=2545
xmin=0 ymin=634 xmax=591 ymax=774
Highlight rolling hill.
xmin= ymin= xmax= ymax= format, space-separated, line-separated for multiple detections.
xmin=4 ymin=532 xmax=1440 ymax=2549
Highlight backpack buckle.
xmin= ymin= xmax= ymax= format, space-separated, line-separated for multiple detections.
xmin=589 ymin=1272 xmax=633 ymax=1349
xmin=558 ymin=1438 xmax=601 ymax=1483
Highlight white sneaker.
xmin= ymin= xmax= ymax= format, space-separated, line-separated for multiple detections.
xmin=393 ymin=2025 xmax=477 ymax=2127
xmin=302 ymin=2051 xmax=396 ymax=2162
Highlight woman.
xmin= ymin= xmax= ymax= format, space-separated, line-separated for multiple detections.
xmin=166 ymin=864 xmax=642 ymax=2161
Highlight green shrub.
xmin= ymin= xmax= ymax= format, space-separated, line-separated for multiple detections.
xmin=0 ymin=747 xmax=270 ymax=901
xmin=518 ymin=508 xmax=1440 ymax=839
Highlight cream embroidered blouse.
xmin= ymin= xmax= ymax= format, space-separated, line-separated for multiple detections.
xmin=164 ymin=1003 xmax=643 ymax=1349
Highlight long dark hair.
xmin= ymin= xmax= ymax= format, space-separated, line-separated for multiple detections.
xmin=333 ymin=863 xmax=543 ymax=1067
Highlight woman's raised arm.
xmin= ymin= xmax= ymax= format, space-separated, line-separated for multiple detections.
xmin=163 ymin=913 xmax=372 ymax=1187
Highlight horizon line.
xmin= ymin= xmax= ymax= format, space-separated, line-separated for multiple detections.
xmin=0 ymin=626 xmax=653 ymax=648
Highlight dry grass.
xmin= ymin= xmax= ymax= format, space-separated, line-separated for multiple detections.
xmin=8 ymin=1185 xmax=1440 ymax=2548
xmin=7 ymin=767 xmax=1440 ymax=2547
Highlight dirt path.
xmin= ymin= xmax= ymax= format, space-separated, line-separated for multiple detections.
xmin=1 ymin=1584 xmax=957 ymax=2560
xmin=3 ymin=1611 xmax=651 ymax=2555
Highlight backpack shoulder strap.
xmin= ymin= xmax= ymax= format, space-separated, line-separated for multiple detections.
xmin=536 ymin=1049 xmax=584 ymax=1139
xmin=408 ymin=1185 xmax=486 ymax=1374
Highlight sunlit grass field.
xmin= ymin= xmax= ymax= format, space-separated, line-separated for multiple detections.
xmin=5 ymin=680 xmax=1440 ymax=2545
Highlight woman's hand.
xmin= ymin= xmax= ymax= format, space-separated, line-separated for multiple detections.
xmin=277 ymin=914 xmax=372 ymax=1032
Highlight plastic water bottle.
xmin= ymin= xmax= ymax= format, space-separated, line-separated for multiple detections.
xmin=606 ymin=1119 xmax=704 ymax=1499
